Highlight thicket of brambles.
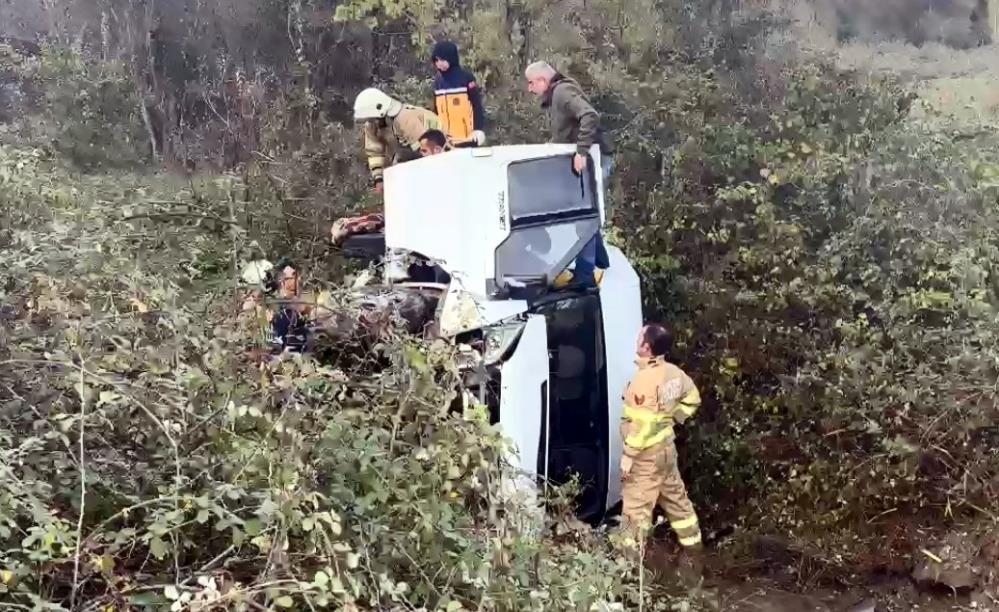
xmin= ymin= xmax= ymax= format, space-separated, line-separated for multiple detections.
xmin=1 ymin=0 xmax=997 ymax=608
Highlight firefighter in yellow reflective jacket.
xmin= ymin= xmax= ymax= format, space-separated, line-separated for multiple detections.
xmin=619 ymin=323 xmax=703 ymax=550
xmin=353 ymin=88 xmax=449 ymax=193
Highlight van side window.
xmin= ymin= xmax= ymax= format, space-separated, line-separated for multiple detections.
xmin=507 ymin=155 xmax=597 ymax=224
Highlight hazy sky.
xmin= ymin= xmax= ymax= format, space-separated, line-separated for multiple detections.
xmin=0 ymin=0 xmax=991 ymax=49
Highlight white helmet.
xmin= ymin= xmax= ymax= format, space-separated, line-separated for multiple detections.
xmin=240 ymin=259 xmax=273 ymax=285
xmin=353 ymin=87 xmax=402 ymax=120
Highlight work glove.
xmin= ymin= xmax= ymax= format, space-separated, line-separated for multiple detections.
xmin=620 ymin=455 xmax=634 ymax=481
xmin=472 ymin=130 xmax=486 ymax=146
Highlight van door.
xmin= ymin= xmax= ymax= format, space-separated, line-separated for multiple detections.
xmin=498 ymin=314 xmax=551 ymax=483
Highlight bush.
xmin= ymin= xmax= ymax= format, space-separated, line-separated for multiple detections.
xmin=612 ymin=51 xmax=999 ymax=558
xmin=0 ymin=144 xmax=691 ymax=610
xmin=31 ymin=47 xmax=149 ymax=170
xmin=4 ymin=0 xmax=998 ymax=596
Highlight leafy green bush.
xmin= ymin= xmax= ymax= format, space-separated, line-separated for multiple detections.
xmin=30 ymin=47 xmax=149 ymax=170
xmin=611 ymin=52 xmax=999 ymax=557
xmin=0 ymin=144 xmax=691 ymax=610
xmin=5 ymin=0 xmax=998 ymax=592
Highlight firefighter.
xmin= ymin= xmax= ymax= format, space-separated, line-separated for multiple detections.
xmin=619 ymin=324 xmax=703 ymax=555
xmin=430 ymin=41 xmax=486 ymax=146
xmin=353 ymin=87 xmax=449 ymax=194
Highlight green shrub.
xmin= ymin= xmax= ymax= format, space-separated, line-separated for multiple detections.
xmin=32 ymin=47 xmax=149 ymax=170
xmin=614 ymin=53 xmax=998 ymax=554
xmin=5 ymin=0 xmax=998 ymax=591
xmin=0 ymin=144 xmax=691 ymax=610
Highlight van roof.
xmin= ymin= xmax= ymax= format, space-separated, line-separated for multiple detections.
xmin=384 ymin=143 xmax=607 ymax=299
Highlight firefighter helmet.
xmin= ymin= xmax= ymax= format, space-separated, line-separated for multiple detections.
xmin=353 ymin=88 xmax=403 ymax=120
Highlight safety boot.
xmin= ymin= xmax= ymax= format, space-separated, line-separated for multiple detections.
xmin=675 ymin=543 xmax=705 ymax=589
xmin=552 ymin=268 xmax=605 ymax=290
xmin=553 ymin=269 xmax=575 ymax=289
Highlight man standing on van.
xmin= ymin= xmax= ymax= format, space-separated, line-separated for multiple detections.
xmin=619 ymin=324 xmax=703 ymax=554
xmin=525 ymin=60 xmax=611 ymax=288
xmin=431 ymin=41 xmax=486 ymax=146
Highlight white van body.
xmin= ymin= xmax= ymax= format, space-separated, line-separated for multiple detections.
xmin=382 ymin=143 xmax=643 ymax=520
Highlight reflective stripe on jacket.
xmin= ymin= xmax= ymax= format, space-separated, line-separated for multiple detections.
xmin=620 ymin=356 xmax=700 ymax=454
xmin=623 ymin=403 xmax=674 ymax=450
xmin=434 ymin=85 xmax=480 ymax=141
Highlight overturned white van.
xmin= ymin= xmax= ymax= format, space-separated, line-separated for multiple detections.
xmin=348 ymin=143 xmax=643 ymax=522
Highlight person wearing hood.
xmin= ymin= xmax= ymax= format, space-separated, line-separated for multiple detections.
xmin=431 ymin=41 xmax=487 ymax=146
xmin=525 ymin=60 xmax=612 ymax=288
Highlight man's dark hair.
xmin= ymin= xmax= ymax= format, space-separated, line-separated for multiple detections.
xmin=643 ymin=324 xmax=672 ymax=357
xmin=264 ymin=256 xmax=296 ymax=294
xmin=420 ymin=129 xmax=447 ymax=148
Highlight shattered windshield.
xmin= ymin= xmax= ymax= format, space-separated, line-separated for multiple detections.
xmin=494 ymin=219 xmax=600 ymax=284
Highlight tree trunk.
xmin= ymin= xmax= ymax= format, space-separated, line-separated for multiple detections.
xmin=100 ymin=3 xmax=111 ymax=62
xmin=989 ymin=0 xmax=999 ymax=40
xmin=140 ymin=99 xmax=162 ymax=159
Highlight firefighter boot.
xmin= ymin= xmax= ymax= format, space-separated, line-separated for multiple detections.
xmin=553 ymin=269 xmax=575 ymax=289
xmin=675 ymin=541 xmax=705 ymax=588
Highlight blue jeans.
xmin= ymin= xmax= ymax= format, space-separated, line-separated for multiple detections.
xmin=572 ymin=155 xmax=613 ymax=284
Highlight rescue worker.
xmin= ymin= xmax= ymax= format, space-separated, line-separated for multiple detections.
xmin=619 ymin=324 xmax=703 ymax=555
xmin=353 ymin=87 xmax=449 ymax=194
xmin=430 ymin=41 xmax=486 ymax=146
xmin=418 ymin=129 xmax=450 ymax=157
xmin=524 ymin=61 xmax=612 ymax=289
xmin=239 ymin=258 xmax=313 ymax=354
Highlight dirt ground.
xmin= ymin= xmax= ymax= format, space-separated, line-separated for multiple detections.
xmin=644 ymin=533 xmax=999 ymax=612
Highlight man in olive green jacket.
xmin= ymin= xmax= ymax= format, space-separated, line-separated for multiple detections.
xmin=525 ymin=61 xmax=612 ymax=287
xmin=526 ymin=61 xmax=612 ymax=173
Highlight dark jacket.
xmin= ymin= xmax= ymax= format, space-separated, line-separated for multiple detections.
xmin=541 ymin=74 xmax=611 ymax=156
xmin=430 ymin=41 xmax=486 ymax=141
